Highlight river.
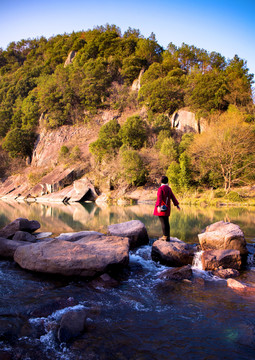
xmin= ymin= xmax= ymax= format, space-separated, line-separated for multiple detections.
xmin=0 ymin=200 xmax=255 ymax=359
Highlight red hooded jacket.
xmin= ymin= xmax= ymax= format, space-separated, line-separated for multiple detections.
xmin=153 ymin=184 xmax=179 ymax=217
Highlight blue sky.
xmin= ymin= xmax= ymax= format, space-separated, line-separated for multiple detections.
xmin=1 ymin=0 xmax=255 ymax=77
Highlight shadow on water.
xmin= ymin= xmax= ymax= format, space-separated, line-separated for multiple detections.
xmin=0 ymin=201 xmax=255 ymax=359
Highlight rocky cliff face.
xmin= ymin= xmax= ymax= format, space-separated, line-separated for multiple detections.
xmin=170 ymin=110 xmax=207 ymax=133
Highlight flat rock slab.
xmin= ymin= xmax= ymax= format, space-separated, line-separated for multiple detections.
xmin=108 ymin=220 xmax=149 ymax=248
xmin=14 ymin=235 xmax=129 ymax=277
xmin=0 ymin=218 xmax=40 ymax=239
xmin=56 ymin=231 xmax=104 ymax=242
xmin=151 ymin=240 xmax=195 ymax=267
xmin=201 ymin=249 xmax=241 ymax=270
xmin=198 ymin=221 xmax=247 ymax=256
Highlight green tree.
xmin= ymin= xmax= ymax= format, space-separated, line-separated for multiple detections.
xmin=189 ymin=110 xmax=255 ymax=191
xmin=89 ymin=118 xmax=122 ymax=162
xmin=121 ymin=149 xmax=147 ymax=186
xmin=2 ymin=128 xmax=36 ymax=158
xmin=179 ymin=152 xmax=192 ymax=190
xmin=120 ymin=115 xmax=147 ymax=149
xmin=166 ymin=161 xmax=181 ymax=193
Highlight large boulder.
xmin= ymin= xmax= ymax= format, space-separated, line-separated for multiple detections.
xmin=108 ymin=220 xmax=149 ymax=249
xmin=14 ymin=235 xmax=129 ymax=277
xmin=0 ymin=218 xmax=40 ymax=239
xmin=58 ymin=308 xmax=87 ymax=343
xmin=0 ymin=238 xmax=29 ymax=258
xmin=201 ymin=249 xmax=242 ymax=270
xmin=151 ymin=240 xmax=195 ymax=267
xmin=198 ymin=221 xmax=248 ymax=256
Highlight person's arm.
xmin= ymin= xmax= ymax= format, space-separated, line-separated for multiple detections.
xmin=170 ymin=188 xmax=180 ymax=209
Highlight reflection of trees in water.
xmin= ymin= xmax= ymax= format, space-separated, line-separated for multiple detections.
xmin=0 ymin=201 xmax=254 ymax=241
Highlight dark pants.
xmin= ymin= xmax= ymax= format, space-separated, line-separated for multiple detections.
xmin=159 ymin=216 xmax=170 ymax=237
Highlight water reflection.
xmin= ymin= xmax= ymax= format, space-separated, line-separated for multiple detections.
xmin=0 ymin=200 xmax=254 ymax=242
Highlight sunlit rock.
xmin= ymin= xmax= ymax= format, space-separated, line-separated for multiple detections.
xmin=198 ymin=221 xmax=248 ymax=256
xmin=227 ymin=279 xmax=255 ymax=295
xmin=108 ymin=220 xmax=149 ymax=248
xmin=14 ymin=235 xmax=129 ymax=277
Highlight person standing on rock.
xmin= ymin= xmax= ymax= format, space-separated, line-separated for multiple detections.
xmin=153 ymin=175 xmax=180 ymax=241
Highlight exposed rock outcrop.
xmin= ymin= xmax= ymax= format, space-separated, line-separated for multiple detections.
xmin=14 ymin=235 xmax=130 ymax=277
xmin=198 ymin=221 xmax=248 ymax=256
xmin=64 ymin=51 xmax=77 ymax=67
xmin=227 ymin=279 xmax=255 ymax=295
xmin=108 ymin=220 xmax=149 ymax=248
xmin=151 ymin=239 xmax=196 ymax=267
xmin=201 ymin=249 xmax=242 ymax=270
xmin=131 ymin=69 xmax=144 ymax=91
xmin=170 ymin=109 xmax=207 ymax=133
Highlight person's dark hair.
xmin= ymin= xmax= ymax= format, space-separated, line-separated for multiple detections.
xmin=160 ymin=175 xmax=168 ymax=184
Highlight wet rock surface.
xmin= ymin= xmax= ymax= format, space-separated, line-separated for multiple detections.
xmin=201 ymin=249 xmax=242 ymax=270
xmin=58 ymin=309 xmax=87 ymax=343
xmin=159 ymin=264 xmax=193 ymax=281
xmin=151 ymin=239 xmax=195 ymax=267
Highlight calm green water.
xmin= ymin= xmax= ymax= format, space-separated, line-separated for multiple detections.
xmin=0 ymin=200 xmax=254 ymax=243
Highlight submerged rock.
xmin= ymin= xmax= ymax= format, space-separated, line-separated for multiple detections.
xmin=151 ymin=240 xmax=195 ymax=267
xmin=227 ymin=279 xmax=255 ymax=295
xmin=14 ymin=235 xmax=129 ymax=277
xmin=198 ymin=221 xmax=248 ymax=256
xmin=58 ymin=309 xmax=87 ymax=343
xmin=108 ymin=220 xmax=149 ymax=248
xmin=0 ymin=218 xmax=40 ymax=239
xmin=201 ymin=249 xmax=241 ymax=270
xmin=159 ymin=265 xmax=193 ymax=281
xmin=212 ymin=268 xmax=240 ymax=279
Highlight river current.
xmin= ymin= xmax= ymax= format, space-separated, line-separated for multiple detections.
xmin=0 ymin=201 xmax=255 ymax=359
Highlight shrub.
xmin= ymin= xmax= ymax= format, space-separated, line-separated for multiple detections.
xmin=2 ymin=128 xmax=36 ymax=159
xmin=119 ymin=115 xmax=147 ymax=150
xmin=227 ymin=191 xmax=244 ymax=202
xmin=121 ymin=149 xmax=147 ymax=186
xmin=70 ymin=145 xmax=81 ymax=161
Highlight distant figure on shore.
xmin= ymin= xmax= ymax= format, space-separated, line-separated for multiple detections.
xmin=153 ymin=175 xmax=180 ymax=241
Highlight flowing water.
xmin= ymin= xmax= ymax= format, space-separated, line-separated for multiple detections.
xmin=0 ymin=200 xmax=255 ymax=359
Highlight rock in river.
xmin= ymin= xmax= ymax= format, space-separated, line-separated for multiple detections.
xmin=201 ymin=249 xmax=241 ymax=270
xmin=198 ymin=221 xmax=247 ymax=256
xmin=0 ymin=218 xmax=40 ymax=239
xmin=108 ymin=220 xmax=149 ymax=248
xmin=14 ymin=235 xmax=129 ymax=277
xmin=151 ymin=239 xmax=195 ymax=267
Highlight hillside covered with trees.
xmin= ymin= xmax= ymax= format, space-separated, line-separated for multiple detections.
xmin=0 ymin=24 xmax=254 ymax=199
